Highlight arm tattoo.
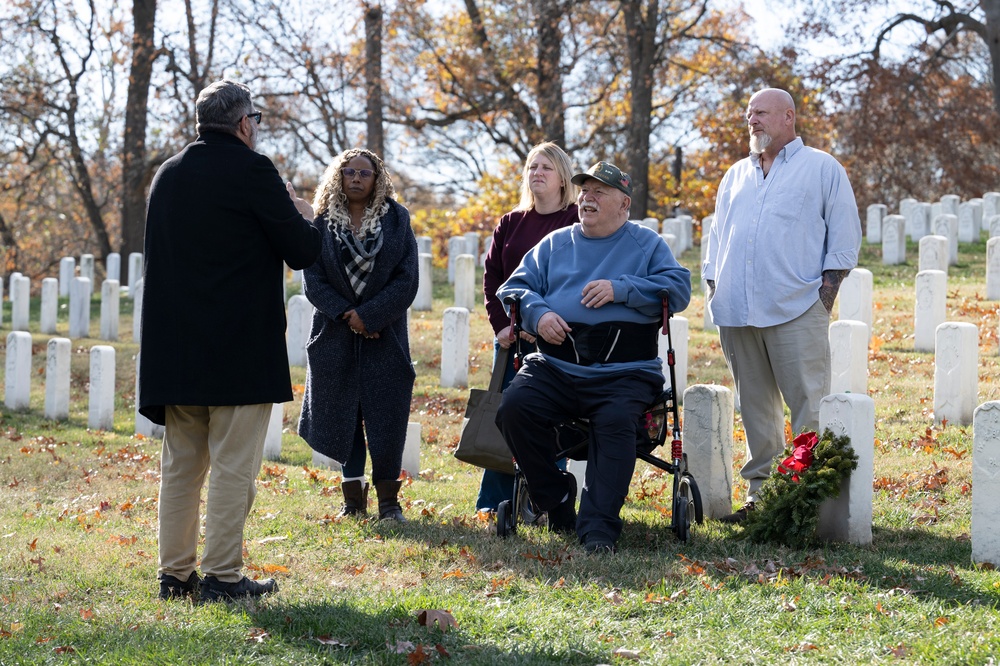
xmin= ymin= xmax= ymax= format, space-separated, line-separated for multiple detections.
xmin=819 ymin=269 xmax=850 ymax=312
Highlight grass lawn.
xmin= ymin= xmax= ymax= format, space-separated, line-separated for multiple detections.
xmin=1 ymin=235 xmax=999 ymax=665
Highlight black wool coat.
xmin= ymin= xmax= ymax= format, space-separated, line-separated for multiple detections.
xmin=297 ymin=199 xmax=418 ymax=465
xmin=139 ymin=132 xmax=321 ymax=425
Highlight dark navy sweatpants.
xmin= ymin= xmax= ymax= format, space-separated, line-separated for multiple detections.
xmin=496 ymin=356 xmax=661 ymax=544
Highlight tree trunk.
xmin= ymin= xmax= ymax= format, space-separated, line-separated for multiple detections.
xmin=364 ymin=2 xmax=385 ymax=158
xmin=121 ymin=0 xmax=157 ymax=257
xmin=0 ymin=212 xmax=18 ymax=274
xmin=534 ymin=0 xmax=565 ymax=147
xmin=985 ymin=0 xmax=1000 ymax=115
xmin=623 ymin=0 xmax=658 ymax=218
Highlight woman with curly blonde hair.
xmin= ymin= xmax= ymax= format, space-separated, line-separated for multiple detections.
xmin=298 ymin=148 xmax=418 ymax=521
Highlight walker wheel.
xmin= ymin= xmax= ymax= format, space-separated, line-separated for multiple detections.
xmin=496 ymin=500 xmax=512 ymax=538
xmin=675 ymin=495 xmax=690 ymax=543
xmin=684 ymin=472 xmax=704 ymax=524
xmin=673 ymin=476 xmax=697 ymax=543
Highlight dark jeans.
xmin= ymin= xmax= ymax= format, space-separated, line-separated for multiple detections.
xmin=496 ymin=356 xmax=661 ymax=543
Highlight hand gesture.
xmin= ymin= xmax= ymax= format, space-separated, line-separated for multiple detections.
xmin=286 ymin=182 xmax=315 ymax=222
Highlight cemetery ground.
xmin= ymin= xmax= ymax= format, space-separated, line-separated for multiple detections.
xmin=1 ymin=237 xmax=999 ymax=665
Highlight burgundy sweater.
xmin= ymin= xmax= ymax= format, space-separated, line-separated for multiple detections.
xmin=483 ymin=204 xmax=578 ymax=334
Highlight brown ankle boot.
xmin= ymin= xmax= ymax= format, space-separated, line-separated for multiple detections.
xmin=374 ymin=479 xmax=406 ymax=522
xmin=337 ymin=480 xmax=369 ymax=518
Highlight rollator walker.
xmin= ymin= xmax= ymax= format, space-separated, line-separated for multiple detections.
xmin=495 ymin=291 xmax=703 ymax=543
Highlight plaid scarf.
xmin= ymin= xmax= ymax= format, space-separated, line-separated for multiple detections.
xmin=336 ymin=224 xmax=383 ymax=297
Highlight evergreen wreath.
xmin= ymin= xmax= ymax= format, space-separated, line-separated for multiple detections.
xmin=743 ymin=429 xmax=859 ymax=548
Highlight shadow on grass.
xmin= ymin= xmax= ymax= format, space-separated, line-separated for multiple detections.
xmin=248 ymin=600 xmax=603 ymax=665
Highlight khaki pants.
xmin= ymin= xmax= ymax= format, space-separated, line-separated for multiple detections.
xmin=158 ymin=403 xmax=271 ymax=583
xmin=719 ymin=300 xmax=831 ymax=503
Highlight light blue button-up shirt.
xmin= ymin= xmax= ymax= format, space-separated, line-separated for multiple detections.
xmin=704 ymin=138 xmax=861 ymax=328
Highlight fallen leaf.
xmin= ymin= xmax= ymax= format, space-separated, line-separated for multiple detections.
xmin=435 ymin=643 xmax=451 ymax=658
xmin=415 ymin=609 xmax=458 ymax=632
xmin=245 ymin=627 xmax=270 ymax=643
xmin=28 ymin=538 xmax=37 ymax=551
xmin=53 ymin=646 xmax=75 ymax=654
xmin=408 ymin=643 xmax=432 ymax=665
xmin=604 ymin=589 xmax=625 ymax=606
xmin=79 ymin=608 xmax=94 ymax=621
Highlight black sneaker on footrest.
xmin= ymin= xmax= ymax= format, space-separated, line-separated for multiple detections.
xmin=200 ymin=575 xmax=278 ymax=602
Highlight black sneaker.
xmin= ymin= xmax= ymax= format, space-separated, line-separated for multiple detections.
xmin=200 ymin=575 xmax=278 ymax=602
xmin=718 ymin=501 xmax=756 ymax=524
xmin=582 ymin=534 xmax=617 ymax=555
xmin=158 ymin=572 xmax=201 ymax=600
xmin=546 ymin=473 xmax=577 ymax=534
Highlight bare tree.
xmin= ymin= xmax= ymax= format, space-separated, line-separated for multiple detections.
xmin=0 ymin=0 xmax=118 ymax=260
xmin=365 ymin=2 xmax=385 ymax=158
xmin=871 ymin=0 xmax=1000 ymax=115
xmin=121 ymin=0 xmax=157 ymax=256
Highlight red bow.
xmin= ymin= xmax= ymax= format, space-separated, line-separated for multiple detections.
xmin=777 ymin=431 xmax=819 ymax=482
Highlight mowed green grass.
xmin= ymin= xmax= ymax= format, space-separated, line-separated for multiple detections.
xmin=0 ymin=235 xmax=999 ymax=665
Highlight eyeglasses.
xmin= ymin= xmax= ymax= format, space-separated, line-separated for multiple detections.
xmin=245 ymin=112 xmax=262 ymax=125
xmin=342 ymin=168 xmax=374 ymax=179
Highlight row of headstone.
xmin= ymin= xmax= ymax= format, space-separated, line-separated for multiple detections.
xmin=869 ymin=193 xmax=1000 ymax=247
xmin=5 ymin=336 xmax=375 ymax=463
xmin=4 ymin=332 xmax=116 ymax=430
xmin=54 ymin=252 xmax=142 ymax=298
xmin=6 ymin=276 xmax=146 ymax=342
xmin=3 ymin=253 xmax=143 ymax=337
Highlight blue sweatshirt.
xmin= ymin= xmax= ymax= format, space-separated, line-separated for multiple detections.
xmin=497 ymin=221 xmax=691 ymax=379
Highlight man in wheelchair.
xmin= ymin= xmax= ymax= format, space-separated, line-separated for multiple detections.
xmin=495 ymin=161 xmax=691 ymax=553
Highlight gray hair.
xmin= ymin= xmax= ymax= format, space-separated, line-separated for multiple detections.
xmin=196 ymin=80 xmax=254 ymax=135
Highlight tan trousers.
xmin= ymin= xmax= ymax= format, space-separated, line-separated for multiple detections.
xmin=158 ymin=403 xmax=271 ymax=583
xmin=719 ymin=299 xmax=831 ymax=503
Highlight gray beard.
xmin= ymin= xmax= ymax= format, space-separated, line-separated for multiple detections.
xmin=750 ymin=132 xmax=772 ymax=154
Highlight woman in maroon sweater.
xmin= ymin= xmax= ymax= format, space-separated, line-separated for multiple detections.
xmin=477 ymin=141 xmax=579 ymax=513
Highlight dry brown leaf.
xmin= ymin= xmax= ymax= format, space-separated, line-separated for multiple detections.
xmin=407 ymin=643 xmax=432 ymax=664
xmin=245 ymin=627 xmax=270 ymax=643
xmin=415 ymin=609 xmax=458 ymax=632
xmin=604 ymin=589 xmax=625 ymax=606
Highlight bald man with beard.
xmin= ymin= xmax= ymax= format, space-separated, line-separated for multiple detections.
xmin=703 ymin=88 xmax=862 ymax=524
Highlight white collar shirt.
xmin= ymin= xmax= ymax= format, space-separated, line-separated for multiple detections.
xmin=704 ymin=137 xmax=861 ymax=328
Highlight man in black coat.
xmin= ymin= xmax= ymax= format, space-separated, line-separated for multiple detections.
xmin=140 ymin=80 xmax=320 ymax=602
